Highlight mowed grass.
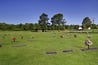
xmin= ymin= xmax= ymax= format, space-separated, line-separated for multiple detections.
xmin=0 ymin=31 xmax=98 ymax=65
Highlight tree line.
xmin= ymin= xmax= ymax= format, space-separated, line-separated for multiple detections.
xmin=0 ymin=22 xmax=79 ymax=31
xmin=0 ymin=13 xmax=98 ymax=31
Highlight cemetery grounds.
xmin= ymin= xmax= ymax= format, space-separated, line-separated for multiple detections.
xmin=0 ymin=31 xmax=98 ymax=65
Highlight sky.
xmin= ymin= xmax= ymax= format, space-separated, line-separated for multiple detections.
xmin=0 ymin=0 xmax=98 ymax=25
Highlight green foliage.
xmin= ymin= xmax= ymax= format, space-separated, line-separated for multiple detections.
xmin=91 ymin=24 xmax=97 ymax=29
xmin=38 ymin=13 xmax=49 ymax=31
xmin=51 ymin=13 xmax=63 ymax=25
xmin=51 ymin=13 xmax=66 ymax=30
xmin=96 ymin=25 xmax=98 ymax=29
xmin=82 ymin=17 xmax=92 ymax=29
xmin=0 ymin=23 xmax=38 ymax=31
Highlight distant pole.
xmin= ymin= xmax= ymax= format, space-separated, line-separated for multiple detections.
xmin=92 ymin=18 xmax=94 ymax=25
xmin=92 ymin=18 xmax=95 ymax=31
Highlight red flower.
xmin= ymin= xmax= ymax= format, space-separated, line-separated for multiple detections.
xmin=12 ymin=37 xmax=16 ymax=42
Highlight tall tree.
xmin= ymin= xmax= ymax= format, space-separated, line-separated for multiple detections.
xmin=82 ymin=17 xmax=92 ymax=29
xmin=38 ymin=13 xmax=49 ymax=32
xmin=51 ymin=13 xmax=65 ymax=30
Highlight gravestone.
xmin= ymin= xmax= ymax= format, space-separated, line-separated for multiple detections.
xmin=85 ymin=39 xmax=93 ymax=49
xmin=46 ymin=51 xmax=57 ymax=54
xmin=63 ymin=50 xmax=73 ymax=53
xmin=81 ymin=48 xmax=98 ymax=51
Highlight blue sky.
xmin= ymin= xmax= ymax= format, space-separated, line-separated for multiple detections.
xmin=0 ymin=0 xmax=98 ymax=25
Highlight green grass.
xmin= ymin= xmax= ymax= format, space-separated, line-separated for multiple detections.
xmin=0 ymin=31 xmax=98 ymax=65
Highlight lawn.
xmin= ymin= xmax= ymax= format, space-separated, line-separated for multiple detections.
xmin=0 ymin=31 xmax=98 ymax=65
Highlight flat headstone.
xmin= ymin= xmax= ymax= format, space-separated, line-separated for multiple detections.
xmin=11 ymin=44 xmax=27 ymax=47
xmin=81 ymin=48 xmax=98 ymax=51
xmin=46 ymin=51 xmax=57 ymax=54
xmin=63 ymin=50 xmax=73 ymax=53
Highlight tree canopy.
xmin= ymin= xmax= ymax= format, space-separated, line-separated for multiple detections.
xmin=82 ymin=17 xmax=92 ymax=29
xmin=51 ymin=13 xmax=64 ymax=25
xmin=38 ymin=13 xmax=49 ymax=31
xmin=38 ymin=13 xmax=49 ymax=25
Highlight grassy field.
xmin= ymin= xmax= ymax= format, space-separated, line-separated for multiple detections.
xmin=0 ymin=31 xmax=98 ymax=65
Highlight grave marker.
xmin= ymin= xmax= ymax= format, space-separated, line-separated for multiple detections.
xmin=81 ymin=48 xmax=98 ymax=51
xmin=63 ymin=50 xmax=73 ymax=53
xmin=85 ymin=39 xmax=93 ymax=49
xmin=46 ymin=51 xmax=57 ymax=54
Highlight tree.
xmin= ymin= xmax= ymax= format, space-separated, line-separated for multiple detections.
xmin=60 ymin=19 xmax=66 ymax=30
xmin=23 ymin=23 xmax=32 ymax=31
xmin=17 ymin=23 xmax=24 ymax=30
xmin=91 ymin=24 xmax=97 ymax=29
xmin=51 ymin=13 xmax=66 ymax=30
xmin=73 ymin=25 xmax=79 ymax=30
xmin=82 ymin=17 xmax=92 ymax=29
xmin=38 ymin=13 xmax=49 ymax=32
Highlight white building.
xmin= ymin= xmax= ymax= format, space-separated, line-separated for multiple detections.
xmin=88 ymin=27 xmax=91 ymax=30
xmin=78 ymin=26 xmax=82 ymax=30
